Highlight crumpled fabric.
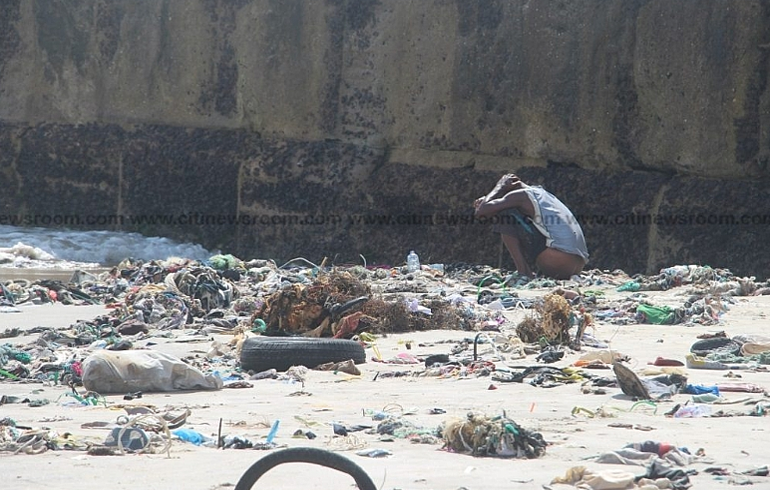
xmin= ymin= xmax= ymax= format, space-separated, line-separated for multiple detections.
xmin=636 ymin=304 xmax=676 ymax=325
xmin=640 ymin=458 xmax=696 ymax=490
xmin=642 ymin=374 xmax=688 ymax=398
xmin=551 ymin=466 xmax=636 ymax=489
xmin=709 ymin=350 xmax=770 ymax=366
xmin=82 ymin=350 xmax=223 ymax=393
xmin=594 ymin=448 xmax=694 ymax=467
xmin=683 ymin=383 xmax=720 ymax=395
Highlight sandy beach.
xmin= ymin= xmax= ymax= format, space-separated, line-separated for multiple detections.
xmin=1 ymin=270 xmax=769 ymax=490
xmin=3 ymin=3 xmax=770 ymax=489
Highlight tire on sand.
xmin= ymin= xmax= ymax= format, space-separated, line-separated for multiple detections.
xmin=689 ymin=337 xmax=741 ymax=357
xmin=234 ymin=447 xmax=376 ymax=490
xmin=240 ymin=337 xmax=366 ymax=373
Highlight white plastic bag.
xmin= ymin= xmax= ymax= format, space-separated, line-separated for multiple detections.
xmin=82 ymin=350 xmax=223 ymax=393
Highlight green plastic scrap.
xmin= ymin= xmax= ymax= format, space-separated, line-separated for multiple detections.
xmin=636 ymin=304 xmax=675 ymax=324
xmin=504 ymin=423 xmax=520 ymax=435
xmin=692 ymin=393 xmax=721 ymax=403
xmin=252 ymin=318 xmax=267 ymax=333
xmin=208 ymin=254 xmax=242 ymax=271
xmin=571 ymin=406 xmax=595 ymax=418
xmin=13 ymin=352 xmax=30 ymax=364
xmin=709 ymin=351 xmax=770 ymax=365
xmin=0 ymin=344 xmax=31 ymax=365
xmin=476 ymin=275 xmax=508 ymax=299
xmin=57 ymin=392 xmax=83 ymax=405
xmin=56 ymin=392 xmax=106 ymax=407
xmin=617 ymin=281 xmax=641 ymax=292
xmin=629 ymin=400 xmax=658 ymax=414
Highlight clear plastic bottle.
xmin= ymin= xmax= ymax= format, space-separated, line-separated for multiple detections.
xmin=406 ymin=250 xmax=420 ymax=273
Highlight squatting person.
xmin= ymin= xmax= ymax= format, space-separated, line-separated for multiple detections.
xmin=474 ymin=174 xmax=589 ymax=279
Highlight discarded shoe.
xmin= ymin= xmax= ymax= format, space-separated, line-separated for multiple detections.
xmin=536 ymin=350 xmax=565 ymax=363
xmin=424 ymin=354 xmax=450 ymax=367
xmin=613 ymin=362 xmax=650 ymax=400
xmin=649 ymin=357 xmax=684 ymax=367
xmin=162 ymin=408 xmax=191 ymax=429
xmin=292 ymin=429 xmax=317 ymax=440
xmin=104 ymin=426 xmax=150 ymax=452
xmin=684 ymin=353 xmax=753 ymax=370
xmin=315 ymin=359 xmax=361 ymax=376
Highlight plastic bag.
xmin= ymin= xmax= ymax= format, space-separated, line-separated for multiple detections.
xmin=82 ymin=350 xmax=223 ymax=393
xmin=636 ymin=304 xmax=675 ymax=324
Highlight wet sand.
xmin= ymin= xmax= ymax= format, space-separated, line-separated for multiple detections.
xmin=1 ymin=286 xmax=769 ymax=489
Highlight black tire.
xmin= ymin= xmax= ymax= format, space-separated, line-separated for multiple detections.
xmin=234 ymin=447 xmax=377 ymax=490
xmin=240 ymin=337 xmax=366 ymax=372
xmin=690 ymin=337 xmax=741 ymax=357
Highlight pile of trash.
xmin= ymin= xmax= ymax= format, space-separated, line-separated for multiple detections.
xmin=0 ymin=258 xmax=767 ymax=389
xmin=610 ymin=265 xmax=769 ymax=295
xmin=442 ymin=412 xmax=547 ymax=458
xmin=1 ymin=251 xmax=769 ymax=490
xmin=516 ymin=293 xmax=574 ymax=344
xmin=0 ymin=401 xmax=191 ymax=456
xmin=0 ymin=256 xmax=513 ymax=386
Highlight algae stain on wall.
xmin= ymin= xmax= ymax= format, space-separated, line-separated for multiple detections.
xmin=1 ymin=0 xmax=768 ymax=179
xmin=1 ymin=0 xmax=769 ymax=276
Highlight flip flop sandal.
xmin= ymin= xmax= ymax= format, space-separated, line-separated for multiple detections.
xmin=163 ymin=408 xmax=192 ymax=429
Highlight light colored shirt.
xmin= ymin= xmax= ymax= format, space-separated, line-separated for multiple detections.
xmin=523 ymin=186 xmax=589 ymax=262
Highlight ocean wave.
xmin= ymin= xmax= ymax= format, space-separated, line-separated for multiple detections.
xmin=0 ymin=226 xmax=214 ymax=268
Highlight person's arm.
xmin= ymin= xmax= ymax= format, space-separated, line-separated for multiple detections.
xmin=475 ymin=189 xmax=534 ymax=217
xmin=480 ymin=174 xmax=520 ymax=203
xmin=474 ymin=175 xmax=521 ymax=212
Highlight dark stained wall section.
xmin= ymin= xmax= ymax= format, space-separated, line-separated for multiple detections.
xmin=0 ymin=1 xmax=768 ymax=278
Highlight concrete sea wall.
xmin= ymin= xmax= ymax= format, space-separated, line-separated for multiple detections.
xmin=0 ymin=1 xmax=768 ymax=277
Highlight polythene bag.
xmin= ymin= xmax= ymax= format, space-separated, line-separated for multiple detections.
xmin=636 ymin=304 xmax=675 ymax=324
xmin=82 ymin=350 xmax=223 ymax=393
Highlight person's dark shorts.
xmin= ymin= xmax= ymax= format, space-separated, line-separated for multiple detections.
xmin=492 ymin=210 xmax=547 ymax=267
